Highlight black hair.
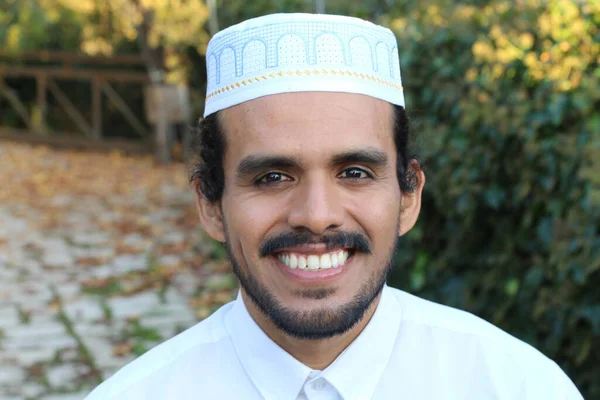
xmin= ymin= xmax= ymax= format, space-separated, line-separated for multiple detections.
xmin=189 ymin=104 xmax=418 ymax=202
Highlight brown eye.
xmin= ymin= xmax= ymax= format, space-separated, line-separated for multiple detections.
xmin=256 ymin=172 xmax=292 ymax=185
xmin=339 ymin=168 xmax=371 ymax=179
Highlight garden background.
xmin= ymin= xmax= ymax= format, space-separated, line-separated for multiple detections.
xmin=0 ymin=0 xmax=598 ymax=398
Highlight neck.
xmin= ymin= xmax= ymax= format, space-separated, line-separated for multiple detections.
xmin=241 ymin=291 xmax=382 ymax=370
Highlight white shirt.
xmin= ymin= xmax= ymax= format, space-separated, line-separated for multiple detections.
xmin=85 ymin=285 xmax=582 ymax=399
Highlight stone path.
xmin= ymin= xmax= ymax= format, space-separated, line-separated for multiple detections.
xmin=0 ymin=143 xmax=237 ymax=399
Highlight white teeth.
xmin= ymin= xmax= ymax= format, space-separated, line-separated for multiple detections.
xmin=289 ymin=254 xmax=298 ymax=269
xmin=339 ymin=251 xmax=347 ymax=265
xmin=307 ymin=255 xmax=320 ymax=270
xmin=320 ymin=254 xmax=332 ymax=269
xmin=278 ymin=250 xmax=350 ymax=270
xmin=298 ymin=256 xmax=307 ymax=269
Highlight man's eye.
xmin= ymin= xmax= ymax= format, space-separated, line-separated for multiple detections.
xmin=339 ymin=168 xmax=372 ymax=179
xmin=256 ymin=172 xmax=292 ymax=185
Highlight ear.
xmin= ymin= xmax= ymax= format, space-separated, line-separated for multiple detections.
xmin=398 ymin=160 xmax=425 ymax=236
xmin=193 ymin=180 xmax=226 ymax=242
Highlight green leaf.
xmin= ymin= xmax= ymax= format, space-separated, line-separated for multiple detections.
xmin=484 ymin=185 xmax=506 ymax=209
xmin=504 ymin=278 xmax=520 ymax=297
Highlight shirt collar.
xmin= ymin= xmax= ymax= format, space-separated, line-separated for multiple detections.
xmin=224 ymin=285 xmax=402 ymax=400
xmin=322 ymin=285 xmax=402 ymax=400
xmin=224 ymin=291 xmax=312 ymax=399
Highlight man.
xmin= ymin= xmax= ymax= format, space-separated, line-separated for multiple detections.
xmin=86 ymin=13 xmax=582 ymax=399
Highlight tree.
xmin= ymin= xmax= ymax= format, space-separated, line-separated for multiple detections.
xmin=387 ymin=1 xmax=600 ymax=397
xmin=35 ymin=0 xmax=211 ymax=84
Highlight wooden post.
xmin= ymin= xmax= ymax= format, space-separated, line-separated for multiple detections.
xmin=316 ymin=0 xmax=325 ymax=13
xmin=183 ymin=119 xmax=194 ymax=164
xmin=92 ymin=77 xmax=102 ymax=140
xmin=145 ymin=85 xmax=189 ymax=165
xmin=36 ymin=74 xmax=47 ymax=135
xmin=155 ymin=88 xmax=171 ymax=164
xmin=207 ymin=0 xmax=219 ymax=35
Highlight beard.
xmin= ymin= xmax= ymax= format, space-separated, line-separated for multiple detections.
xmin=223 ymin=227 xmax=399 ymax=340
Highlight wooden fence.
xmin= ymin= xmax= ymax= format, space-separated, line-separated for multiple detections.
xmin=0 ymin=50 xmax=154 ymax=153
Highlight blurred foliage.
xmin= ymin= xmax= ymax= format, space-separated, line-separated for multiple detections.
xmin=387 ymin=1 xmax=600 ymax=398
xmin=0 ymin=0 xmax=209 ymax=83
xmin=214 ymin=0 xmax=394 ymax=28
xmin=0 ymin=0 xmax=82 ymax=51
xmin=43 ymin=0 xmax=209 ymax=54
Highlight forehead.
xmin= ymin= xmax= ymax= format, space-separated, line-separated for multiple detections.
xmin=220 ymin=92 xmax=395 ymax=164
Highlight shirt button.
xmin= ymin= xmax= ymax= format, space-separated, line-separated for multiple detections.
xmin=312 ymin=379 xmax=326 ymax=390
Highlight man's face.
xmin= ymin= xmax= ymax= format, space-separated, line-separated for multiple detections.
xmin=210 ymin=92 xmax=407 ymax=339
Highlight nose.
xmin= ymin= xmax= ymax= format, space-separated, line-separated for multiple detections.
xmin=287 ymin=174 xmax=344 ymax=235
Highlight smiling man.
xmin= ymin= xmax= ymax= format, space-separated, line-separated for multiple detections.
xmin=85 ymin=13 xmax=582 ymax=400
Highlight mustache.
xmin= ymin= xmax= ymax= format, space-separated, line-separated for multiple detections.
xmin=259 ymin=230 xmax=372 ymax=257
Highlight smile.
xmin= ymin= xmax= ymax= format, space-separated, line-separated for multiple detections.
xmin=276 ymin=250 xmax=350 ymax=271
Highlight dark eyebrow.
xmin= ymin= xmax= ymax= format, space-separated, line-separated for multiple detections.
xmin=236 ymin=155 xmax=301 ymax=179
xmin=235 ymin=148 xmax=388 ymax=180
xmin=329 ymin=148 xmax=388 ymax=168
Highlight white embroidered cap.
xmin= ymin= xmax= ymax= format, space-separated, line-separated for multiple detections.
xmin=204 ymin=13 xmax=404 ymax=117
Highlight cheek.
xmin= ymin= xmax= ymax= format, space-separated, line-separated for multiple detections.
xmin=346 ymin=184 xmax=401 ymax=228
xmin=222 ymin=193 xmax=285 ymax=259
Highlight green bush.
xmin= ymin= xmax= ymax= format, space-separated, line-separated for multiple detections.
xmin=387 ymin=1 xmax=600 ymax=398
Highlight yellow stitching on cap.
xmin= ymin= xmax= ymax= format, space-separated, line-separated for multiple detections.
xmin=207 ymin=69 xmax=403 ymax=101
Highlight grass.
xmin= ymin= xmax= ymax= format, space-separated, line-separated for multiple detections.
xmin=81 ymin=278 xmax=123 ymax=296
xmin=27 ymin=362 xmax=51 ymax=390
xmin=121 ymin=319 xmax=163 ymax=342
xmin=50 ymin=286 xmax=103 ymax=384
xmin=207 ymin=236 xmax=228 ymax=261
xmin=157 ymin=280 xmax=170 ymax=304
xmin=120 ymin=319 xmax=163 ymax=357
xmin=51 ymin=349 xmax=63 ymax=365
xmin=100 ymin=298 xmax=113 ymax=322
xmin=146 ymin=252 xmax=160 ymax=274
xmin=16 ymin=304 xmax=31 ymax=324
xmin=62 ymin=235 xmax=96 ymax=249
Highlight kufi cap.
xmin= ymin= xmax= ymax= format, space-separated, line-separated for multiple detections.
xmin=204 ymin=13 xmax=404 ymax=117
